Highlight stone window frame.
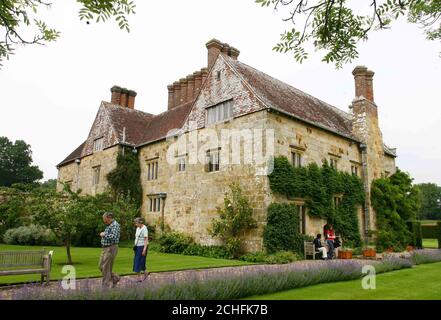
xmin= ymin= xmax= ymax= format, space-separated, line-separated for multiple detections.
xmin=146 ymin=157 xmax=159 ymax=181
xmin=328 ymin=152 xmax=341 ymax=170
xmin=205 ymin=99 xmax=234 ymax=125
xmin=206 ymin=148 xmax=221 ymax=173
xmin=147 ymin=195 xmax=161 ymax=213
xmin=290 ymin=145 xmax=306 ymax=168
xmin=92 ymin=165 xmax=101 ymax=186
xmin=350 ymin=160 xmax=361 ymax=177
xmin=292 ymin=198 xmax=307 ymax=235
xmin=333 ymin=194 xmax=344 ymax=209
xmin=176 ymin=153 xmax=187 ymax=172
xmin=93 ymin=137 xmax=104 ymax=153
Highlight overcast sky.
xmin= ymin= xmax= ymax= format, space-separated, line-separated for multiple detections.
xmin=1 ymin=1 xmax=440 ymax=184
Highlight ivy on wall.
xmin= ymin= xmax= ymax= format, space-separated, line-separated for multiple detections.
xmin=268 ymin=156 xmax=365 ymax=246
xmin=107 ymin=146 xmax=142 ymax=207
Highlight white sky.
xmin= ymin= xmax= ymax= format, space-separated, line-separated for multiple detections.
xmin=0 ymin=1 xmax=440 ymax=184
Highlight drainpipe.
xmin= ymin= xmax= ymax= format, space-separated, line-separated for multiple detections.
xmin=75 ymin=158 xmax=81 ymax=192
xmin=360 ymin=143 xmax=370 ymax=244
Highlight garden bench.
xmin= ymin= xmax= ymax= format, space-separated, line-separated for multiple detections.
xmin=304 ymin=241 xmax=321 ymax=260
xmin=304 ymin=240 xmax=342 ymax=260
xmin=0 ymin=249 xmax=53 ymax=284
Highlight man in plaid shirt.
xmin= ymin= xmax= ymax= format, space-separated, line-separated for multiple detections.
xmin=99 ymin=212 xmax=121 ymax=288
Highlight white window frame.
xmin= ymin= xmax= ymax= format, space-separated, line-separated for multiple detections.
xmin=93 ymin=137 xmax=104 ymax=153
xmin=148 ymin=196 xmax=161 ymax=213
xmin=206 ymin=100 xmax=233 ymax=125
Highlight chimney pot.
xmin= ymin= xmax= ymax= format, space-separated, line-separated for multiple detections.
xmin=352 ymin=66 xmax=375 ymax=102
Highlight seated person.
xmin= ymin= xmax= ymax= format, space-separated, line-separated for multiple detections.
xmin=333 ymin=236 xmax=342 ymax=258
xmin=313 ymin=234 xmax=328 ymax=260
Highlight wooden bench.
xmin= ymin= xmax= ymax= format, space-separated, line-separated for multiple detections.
xmin=304 ymin=240 xmax=342 ymax=260
xmin=0 ymin=249 xmax=53 ymax=284
xmin=304 ymin=241 xmax=321 ymax=260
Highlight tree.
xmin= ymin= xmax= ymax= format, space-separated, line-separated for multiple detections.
xmin=416 ymin=183 xmax=441 ymax=220
xmin=209 ymin=183 xmax=257 ymax=258
xmin=0 ymin=136 xmax=43 ymax=187
xmin=0 ymin=0 xmax=136 ymax=66
xmin=39 ymin=179 xmax=57 ymax=191
xmin=256 ymin=0 xmax=441 ymax=68
xmin=371 ymin=169 xmax=421 ymax=251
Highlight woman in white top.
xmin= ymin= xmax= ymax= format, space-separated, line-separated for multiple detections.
xmin=133 ymin=217 xmax=149 ymax=282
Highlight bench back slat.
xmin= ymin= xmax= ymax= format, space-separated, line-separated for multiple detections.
xmin=0 ymin=250 xmax=45 ymax=268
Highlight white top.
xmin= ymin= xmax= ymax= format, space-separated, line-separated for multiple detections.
xmin=134 ymin=225 xmax=148 ymax=247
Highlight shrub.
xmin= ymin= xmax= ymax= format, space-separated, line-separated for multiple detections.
xmin=239 ymin=251 xmax=268 ymax=263
xmin=157 ymin=232 xmax=193 ymax=254
xmin=183 ymin=244 xmax=232 ymax=259
xmin=209 ymin=183 xmax=257 ymax=258
xmin=3 ymin=224 xmax=60 ymax=246
xmin=264 ymin=251 xmax=300 ymax=264
xmin=264 ymin=203 xmax=303 ymax=254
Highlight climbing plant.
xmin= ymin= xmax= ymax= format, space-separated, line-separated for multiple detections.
xmin=107 ymin=146 xmax=142 ymax=206
xmin=371 ymin=169 xmax=420 ymax=252
xmin=268 ymin=156 xmax=364 ymax=246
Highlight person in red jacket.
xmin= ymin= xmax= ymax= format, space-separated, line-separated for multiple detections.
xmin=324 ymin=224 xmax=336 ymax=259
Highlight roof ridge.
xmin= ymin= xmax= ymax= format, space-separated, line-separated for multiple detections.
xmin=102 ymin=101 xmax=155 ymax=118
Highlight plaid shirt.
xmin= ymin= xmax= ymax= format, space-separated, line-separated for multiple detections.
xmin=101 ymin=220 xmax=120 ymax=247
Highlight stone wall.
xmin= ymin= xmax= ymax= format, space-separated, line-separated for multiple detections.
xmin=56 ymin=145 xmax=119 ymax=195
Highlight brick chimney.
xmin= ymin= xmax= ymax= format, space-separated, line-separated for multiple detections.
xmin=206 ymin=39 xmax=224 ymax=70
xmin=352 ymin=66 xmax=375 ymax=102
xmin=173 ymin=81 xmax=181 ymax=107
xmin=111 ymin=86 xmax=122 ymax=105
xmin=179 ymin=78 xmax=188 ymax=104
xmin=120 ymin=88 xmax=129 ymax=107
xmin=194 ymin=71 xmax=202 ymax=94
xmin=127 ymin=90 xmax=137 ymax=109
xmin=187 ymin=74 xmax=195 ymax=102
xmin=167 ymin=85 xmax=175 ymax=110
xmin=201 ymin=68 xmax=208 ymax=84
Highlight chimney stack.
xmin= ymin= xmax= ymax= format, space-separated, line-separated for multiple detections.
xmin=186 ymin=75 xmax=195 ymax=102
xmin=194 ymin=71 xmax=202 ymax=94
xmin=111 ymin=86 xmax=122 ymax=105
xmin=127 ymin=90 xmax=137 ymax=109
xmin=352 ymin=66 xmax=375 ymax=102
xmin=173 ymin=81 xmax=181 ymax=108
xmin=110 ymin=85 xmax=137 ymax=109
xmin=120 ymin=88 xmax=129 ymax=107
xmin=167 ymin=85 xmax=175 ymax=110
xmin=206 ymin=39 xmax=224 ymax=70
xmin=179 ymin=78 xmax=188 ymax=104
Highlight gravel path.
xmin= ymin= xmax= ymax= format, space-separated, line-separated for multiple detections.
xmin=0 ymin=258 xmax=381 ymax=300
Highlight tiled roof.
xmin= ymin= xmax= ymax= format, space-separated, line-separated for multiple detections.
xmin=57 ymin=141 xmax=86 ymax=167
xmin=102 ymin=102 xmax=154 ymax=145
xmin=384 ymin=144 xmax=397 ymax=157
xmin=227 ymin=57 xmax=356 ymax=140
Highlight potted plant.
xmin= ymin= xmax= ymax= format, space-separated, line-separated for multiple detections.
xmin=338 ymin=247 xmax=353 ymax=259
xmin=362 ymin=245 xmax=377 ymax=258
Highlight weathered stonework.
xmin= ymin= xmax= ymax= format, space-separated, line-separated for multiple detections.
xmin=56 ymin=40 xmax=397 ymax=251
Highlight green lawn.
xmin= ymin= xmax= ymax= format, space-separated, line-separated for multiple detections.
xmin=246 ymin=262 xmax=441 ymax=300
xmin=423 ymin=239 xmax=439 ymax=248
xmin=0 ymin=244 xmax=250 ymax=285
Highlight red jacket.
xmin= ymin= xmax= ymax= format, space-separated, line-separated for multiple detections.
xmin=325 ymin=229 xmax=335 ymax=240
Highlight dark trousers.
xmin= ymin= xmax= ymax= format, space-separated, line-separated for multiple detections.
xmin=326 ymin=240 xmax=335 ymax=259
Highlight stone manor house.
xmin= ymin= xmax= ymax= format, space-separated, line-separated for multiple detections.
xmin=56 ymin=39 xmax=397 ymax=251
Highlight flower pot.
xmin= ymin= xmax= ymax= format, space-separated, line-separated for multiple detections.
xmin=338 ymin=250 xmax=353 ymax=259
xmin=362 ymin=248 xmax=376 ymax=258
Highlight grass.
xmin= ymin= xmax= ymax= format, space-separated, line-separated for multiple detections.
xmin=0 ymin=244 xmax=251 ymax=285
xmin=246 ymin=262 xmax=441 ymax=300
xmin=423 ymin=238 xmax=439 ymax=248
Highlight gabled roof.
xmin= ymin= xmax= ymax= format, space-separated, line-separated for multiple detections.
xmin=57 ymin=141 xmax=86 ymax=167
xmin=225 ymin=56 xmax=356 ymax=140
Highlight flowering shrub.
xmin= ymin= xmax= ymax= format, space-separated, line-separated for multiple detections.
xmin=3 ymin=224 xmax=59 ymax=246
